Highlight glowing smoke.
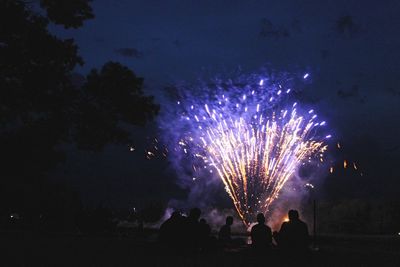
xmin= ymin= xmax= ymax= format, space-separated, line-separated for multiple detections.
xmin=160 ymin=70 xmax=330 ymax=226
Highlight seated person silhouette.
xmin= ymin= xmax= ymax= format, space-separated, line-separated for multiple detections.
xmin=218 ymin=216 xmax=233 ymax=244
xmin=159 ymin=211 xmax=183 ymax=247
xmin=199 ymin=218 xmax=212 ymax=250
xmin=274 ymin=209 xmax=310 ymax=251
xmin=199 ymin=218 xmax=211 ymax=237
xmin=183 ymin=208 xmax=202 ymax=251
xmin=250 ymin=213 xmax=272 ymax=249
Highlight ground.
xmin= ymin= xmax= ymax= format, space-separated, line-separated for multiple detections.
xmin=1 ymin=232 xmax=399 ymax=266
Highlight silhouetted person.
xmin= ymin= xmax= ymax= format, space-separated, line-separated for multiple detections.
xmin=199 ymin=218 xmax=211 ymax=237
xmin=218 ymin=216 xmax=233 ymax=244
xmin=159 ymin=211 xmax=183 ymax=247
xmin=199 ymin=218 xmax=212 ymax=250
xmin=275 ymin=210 xmax=310 ymax=252
xmin=251 ymin=213 xmax=272 ymax=249
xmin=183 ymin=208 xmax=202 ymax=251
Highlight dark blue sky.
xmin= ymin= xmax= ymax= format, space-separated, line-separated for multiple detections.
xmin=50 ymin=0 xmax=400 ymax=208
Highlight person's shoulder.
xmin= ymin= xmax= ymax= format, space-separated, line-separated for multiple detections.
xmin=281 ymin=221 xmax=289 ymax=227
xmin=264 ymin=224 xmax=272 ymax=231
xmin=298 ymin=219 xmax=308 ymax=226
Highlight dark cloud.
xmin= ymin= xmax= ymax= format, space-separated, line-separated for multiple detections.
xmin=115 ymin=47 xmax=143 ymax=58
xmin=259 ymin=18 xmax=289 ymax=39
xmin=336 ymin=15 xmax=359 ymax=37
xmin=337 ymin=84 xmax=360 ymax=99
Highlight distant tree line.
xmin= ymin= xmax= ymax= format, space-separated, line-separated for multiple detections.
xmin=318 ymin=199 xmax=400 ymax=235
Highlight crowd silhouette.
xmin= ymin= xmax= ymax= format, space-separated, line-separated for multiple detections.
xmin=159 ymin=208 xmax=310 ymax=254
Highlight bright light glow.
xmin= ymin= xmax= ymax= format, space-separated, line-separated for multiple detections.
xmin=182 ymin=105 xmax=326 ymax=224
xmin=353 ymin=162 xmax=358 ymax=170
xmin=163 ymin=73 xmax=329 ymax=226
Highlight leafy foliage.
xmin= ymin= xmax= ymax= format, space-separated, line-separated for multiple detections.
xmin=0 ymin=0 xmax=159 ymax=214
xmin=40 ymin=0 xmax=94 ymax=28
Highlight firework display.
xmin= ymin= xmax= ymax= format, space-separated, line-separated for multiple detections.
xmin=162 ymin=73 xmax=330 ymax=225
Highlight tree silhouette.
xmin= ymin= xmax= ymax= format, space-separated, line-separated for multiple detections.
xmin=0 ymin=1 xmax=159 ymax=218
xmin=75 ymin=62 xmax=159 ymax=150
xmin=40 ymin=0 xmax=94 ymax=28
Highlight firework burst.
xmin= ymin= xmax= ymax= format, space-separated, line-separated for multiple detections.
xmin=161 ymin=72 xmax=330 ymax=226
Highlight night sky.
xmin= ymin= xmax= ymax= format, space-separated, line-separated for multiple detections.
xmin=49 ymin=0 xmax=400 ymax=209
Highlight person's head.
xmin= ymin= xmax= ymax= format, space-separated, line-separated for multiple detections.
xmin=256 ymin=213 xmax=265 ymax=224
xmin=189 ymin=208 xmax=201 ymax=221
xmin=226 ymin=216 xmax=233 ymax=226
xmin=288 ymin=210 xmax=299 ymax=221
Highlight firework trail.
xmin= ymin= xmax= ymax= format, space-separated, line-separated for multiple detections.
xmin=161 ymin=72 xmax=330 ymax=226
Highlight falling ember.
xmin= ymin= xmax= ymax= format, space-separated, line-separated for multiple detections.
xmin=353 ymin=162 xmax=358 ymax=170
xmin=161 ymin=72 xmax=330 ymax=226
xmin=305 ymin=183 xmax=315 ymax=189
xmin=330 ymin=166 xmax=334 ymax=173
xmin=337 ymin=142 xmax=341 ymax=149
xmin=344 ymin=160 xmax=348 ymax=169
